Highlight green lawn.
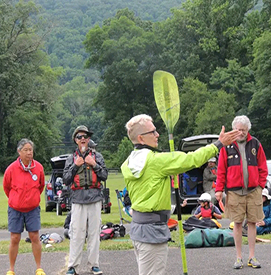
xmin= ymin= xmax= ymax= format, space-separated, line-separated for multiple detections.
xmin=1 ymin=173 xmax=270 ymax=254
xmin=0 ymin=172 xmax=183 ymax=253
xmin=0 ymin=173 xmax=127 ymax=229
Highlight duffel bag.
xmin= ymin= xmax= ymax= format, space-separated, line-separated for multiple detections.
xmin=185 ymin=228 xmax=234 ymax=248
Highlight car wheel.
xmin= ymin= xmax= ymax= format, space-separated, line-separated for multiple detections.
xmin=104 ymin=206 xmax=111 ymax=214
xmin=45 ymin=205 xmax=54 ymax=212
xmin=56 ymin=203 xmax=62 ymax=216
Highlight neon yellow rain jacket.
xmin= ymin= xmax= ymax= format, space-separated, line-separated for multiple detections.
xmin=121 ymin=145 xmax=219 ymax=213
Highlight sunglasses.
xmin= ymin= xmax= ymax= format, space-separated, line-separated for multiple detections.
xmin=76 ymin=134 xmax=89 ymax=140
xmin=140 ymin=130 xmax=157 ymax=136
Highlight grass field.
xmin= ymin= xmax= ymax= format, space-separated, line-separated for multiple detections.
xmin=0 ymin=173 xmax=129 ymax=229
xmin=0 ymin=172 xmax=184 ymax=253
xmin=0 ymin=173 xmax=270 ymax=254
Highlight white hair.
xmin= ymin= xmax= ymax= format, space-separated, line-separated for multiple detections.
xmin=232 ymin=115 xmax=251 ymax=130
xmin=125 ymin=114 xmax=153 ymax=143
xmin=17 ymin=138 xmax=34 ymax=151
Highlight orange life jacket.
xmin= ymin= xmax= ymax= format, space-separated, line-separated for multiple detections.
xmin=71 ymin=150 xmax=101 ymax=190
xmin=211 ymin=168 xmax=217 ymax=188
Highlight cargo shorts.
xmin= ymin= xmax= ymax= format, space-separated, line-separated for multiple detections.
xmin=225 ymin=186 xmax=264 ymax=223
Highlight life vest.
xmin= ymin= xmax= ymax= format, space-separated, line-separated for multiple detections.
xmin=71 ymin=149 xmax=101 ymax=190
xmin=211 ymin=168 xmax=217 ymax=188
xmin=201 ymin=204 xmax=214 ymax=219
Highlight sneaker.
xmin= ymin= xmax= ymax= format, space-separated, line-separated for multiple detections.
xmin=248 ymin=257 xmax=261 ymax=268
xmin=36 ymin=269 xmax=46 ymax=275
xmin=66 ymin=267 xmax=78 ymax=275
xmin=233 ymin=258 xmax=243 ymax=269
xmin=91 ymin=266 xmax=103 ymax=275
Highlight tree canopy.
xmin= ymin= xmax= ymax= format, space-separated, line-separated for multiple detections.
xmin=0 ymin=0 xmax=62 ymax=171
xmin=2 ymin=0 xmax=271 ymax=173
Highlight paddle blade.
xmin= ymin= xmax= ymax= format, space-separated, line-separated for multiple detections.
xmin=219 ymin=200 xmax=225 ymax=212
xmin=153 ymin=70 xmax=180 ymax=134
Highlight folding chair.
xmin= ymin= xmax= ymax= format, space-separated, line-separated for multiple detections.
xmin=115 ymin=188 xmax=132 ymax=225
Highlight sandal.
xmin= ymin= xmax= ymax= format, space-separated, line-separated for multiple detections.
xmin=36 ymin=268 xmax=46 ymax=275
xmin=6 ymin=271 xmax=15 ymax=275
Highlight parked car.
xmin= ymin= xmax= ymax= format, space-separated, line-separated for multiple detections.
xmin=45 ymin=154 xmax=111 ymax=215
xmin=171 ymin=134 xmax=219 ymax=214
xmin=45 ymin=154 xmax=72 ymax=214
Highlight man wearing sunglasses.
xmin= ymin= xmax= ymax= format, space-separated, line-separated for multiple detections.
xmin=121 ymin=114 xmax=241 ymax=275
xmin=63 ymin=125 xmax=108 ymax=275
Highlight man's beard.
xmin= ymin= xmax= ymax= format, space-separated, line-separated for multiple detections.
xmin=237 ymin=136 xmax=247 ymax=143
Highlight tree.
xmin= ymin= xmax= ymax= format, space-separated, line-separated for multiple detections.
xmin=195 ymin=90 xmax=237 ymax=134
xmin=111 ymin=137 xmax=134 ymax=168
xmin=248 ymin=30 xmax=271 ymax=157
xmin=57 ymin=76 xmax=106 ymax=154
xmin=210 ymin=59 xmax=255 ymax=113
xmin=157 ymin=0 xmax=258 ymax=85
xmin=0 ymin=0 xmax=62 ymax=171
xmin=177 ymin=78 xmax=212 ymax=138
xmin=84 ymin=10 xmax=163 ymax=151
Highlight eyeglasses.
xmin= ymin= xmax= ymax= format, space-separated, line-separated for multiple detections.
xmin=140 ymin=130 xmax=157 ymax=136
xmin=76 ymin=134 xmax=89 ymax=140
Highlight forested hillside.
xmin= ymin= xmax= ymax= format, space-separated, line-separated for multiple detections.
xmin=1 ymin=0 xmax=270 ymax=173
xmin=36 ymin=0 xmax=184 ymax=84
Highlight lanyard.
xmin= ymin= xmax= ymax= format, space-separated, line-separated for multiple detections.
xmin=19 ymin=159 xmax=38 ymax=181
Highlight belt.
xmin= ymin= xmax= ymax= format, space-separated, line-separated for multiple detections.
xmin=132 ymin=210 xmax=170 ymax=224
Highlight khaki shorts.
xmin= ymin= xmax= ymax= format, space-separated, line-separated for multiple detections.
xmin=225 ymin=186 xmax=264 ymax=223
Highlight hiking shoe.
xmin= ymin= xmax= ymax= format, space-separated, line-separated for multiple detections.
xmin=91 ymin=266 xmax=103 ymax=275
xmin=6 ymin=271 xmax=15 ymax=275
xmin=66 ymin=267 xmax=78 ymax=275
xmin=233 ymin=258 xmax=243 ymax=269
xmin=248 ymin=257 xmax=261 ymax=268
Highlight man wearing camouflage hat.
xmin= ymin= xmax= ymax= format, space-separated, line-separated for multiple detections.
xmin=63 ymin=125 xmax=108 ymax=275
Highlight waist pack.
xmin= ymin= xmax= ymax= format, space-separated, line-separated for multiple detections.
xmin=185 ymin=228 xmax=234 ymax=248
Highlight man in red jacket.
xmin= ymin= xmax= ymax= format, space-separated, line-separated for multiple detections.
xmin=215 ymin=115 xmax=268 ymax=270
xmin=3 ymin=139 xmax=46 ymax=275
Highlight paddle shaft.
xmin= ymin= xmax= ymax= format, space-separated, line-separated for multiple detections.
xmin=169 ymin=135 xmax=188 ymax=275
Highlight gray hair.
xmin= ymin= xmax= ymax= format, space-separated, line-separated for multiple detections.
xmin=125 ymin=114 xmax=153 ymax=143
xmin=17 ymin=138 xmax=34 ymax=151
xmin=232 ymin=115 xmax=251 ymax=130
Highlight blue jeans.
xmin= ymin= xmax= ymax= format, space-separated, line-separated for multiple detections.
xmin=256 ymin=225 xmax=271 ymax=235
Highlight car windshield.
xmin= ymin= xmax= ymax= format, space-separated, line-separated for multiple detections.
xmin=267 ymin=161 xmax=271 ymax=175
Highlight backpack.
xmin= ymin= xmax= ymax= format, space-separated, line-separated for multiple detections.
xmin=185 ymin=228 xmax=234 ymax=248
xmin=123 ymin=192 xmax=131 ymax=207
xmin=100 ymin=222 xmax=126 ymax=240
xmin=100 ymin=228 xmax=115 ymax=240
